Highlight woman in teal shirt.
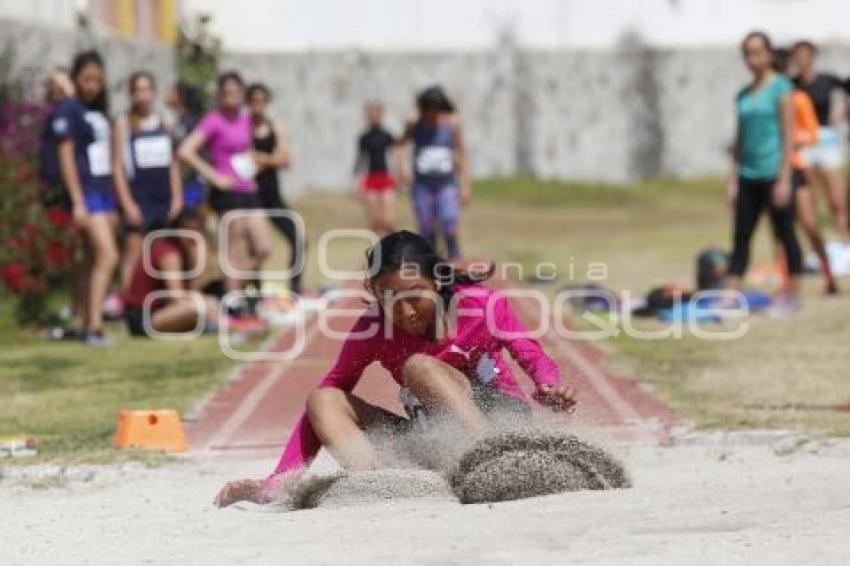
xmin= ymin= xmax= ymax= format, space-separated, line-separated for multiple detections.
xmin=728 ymin=31 xmax=802 ymax=311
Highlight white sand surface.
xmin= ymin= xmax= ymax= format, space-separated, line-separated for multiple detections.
xmin=2 ymin=432 xmax=850 ymax=566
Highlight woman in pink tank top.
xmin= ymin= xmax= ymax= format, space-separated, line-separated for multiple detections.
xmin=178 ymin=72 xmax=271 ymax=311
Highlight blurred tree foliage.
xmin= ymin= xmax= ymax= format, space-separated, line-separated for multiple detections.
xmin=176 ymin=13 xmax=221 ymax=108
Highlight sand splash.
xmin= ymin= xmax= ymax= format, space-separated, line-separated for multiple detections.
xmin=449 ymin=430 xmax=631 ymax=504
xmin=281 ymin=424 xmax=629 ymax=509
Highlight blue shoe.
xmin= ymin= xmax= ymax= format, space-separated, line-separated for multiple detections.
xmin=83 ymin=331 xmax=115 ymax=348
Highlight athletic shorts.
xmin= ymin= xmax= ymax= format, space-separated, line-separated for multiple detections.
xmin=361 ymin=172 xmax=396 ymax=193
xmin=392 ymin=384 xmax=532 ymax=430
xmin=125 ymin=203 xmax=171 ymax=233
xmin=183 ymin=178 xmax=207 ymax=208
xmin=209 ymin=189 xmax=260 ymax=215
xmin=62 ymin=189 xmax=116 ymax=214
xmin=802 ymin=126 xmax=845 ymax=169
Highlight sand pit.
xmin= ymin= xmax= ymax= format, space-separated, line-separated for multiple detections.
xmin=287 ymin=469 xmax=454 ymax=510
xmin=450 ymin=430 xmax=631 ymax=504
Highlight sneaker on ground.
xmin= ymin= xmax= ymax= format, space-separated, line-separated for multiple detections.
xmin=83 ymin=331 xmax=115 ymax=348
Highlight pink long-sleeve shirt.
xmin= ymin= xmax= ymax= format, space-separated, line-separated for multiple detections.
xmin=264 ymin=284 xmax=563 ymax=490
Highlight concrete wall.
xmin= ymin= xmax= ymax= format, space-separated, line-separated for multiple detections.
xmin=0 ymin=18 xmax=175 ymax=115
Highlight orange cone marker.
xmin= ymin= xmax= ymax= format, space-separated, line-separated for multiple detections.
xmin=114 ymin=410 xmax=188 ymax=452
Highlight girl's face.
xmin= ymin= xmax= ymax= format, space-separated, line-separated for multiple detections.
xmin=792 ymin=46 xmax=815 ymax=74
xmin=219 ymin=79 xmax=245 ymax=111
xmin=131 ymin=76 xmax=155 ymax=115
xmin=248 ymin=90 xmax=269 ymax=116
xmin=421 ymin=108 xmax=440 ymax=124
xmin=743 ymin=36 xmax=772 ymax=75
xmin=365 ymin=104 xmax=382 ymax=125
xmin=48 ymin=71 xmax=73 ymax=103
xmin=75 ymin=62 xmax=105 ymax=105
xmin=166 ymin=85 xmax=181 ymax=112
xmin=371 ymin=266 xmax=440 ymax=337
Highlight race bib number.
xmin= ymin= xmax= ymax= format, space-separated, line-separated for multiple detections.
xmin=133 ymin=135 xmax=172 ymax=169
xmin=230 ymin=152 xmax=257 ymax=181
xmin=87 ymin=141 xmax=112 ymax=176
xmin=415 ymin=147 xmax=453 ymax=175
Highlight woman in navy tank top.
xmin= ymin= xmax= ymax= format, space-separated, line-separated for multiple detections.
xmin=397 ymin=85 xmax=471 ymax=259
xmin=114 ymin=71 xmax=183 ymax=290
xmin=54 ymin=51 xmax=119 ymax=346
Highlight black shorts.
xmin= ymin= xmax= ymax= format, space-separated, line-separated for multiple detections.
xmin=124 ymin=204 xmax=171 ymax=234
xmin=381 ymin=385 xmax=532 ymax=435
xmin=124 ymin=306 xmax=149 ymax=337
xmin=209 ymin=189 xmax=260 ymax=216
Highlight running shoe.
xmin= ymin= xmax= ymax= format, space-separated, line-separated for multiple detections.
xmin=83 ymin=331 xmax=115 ymax=348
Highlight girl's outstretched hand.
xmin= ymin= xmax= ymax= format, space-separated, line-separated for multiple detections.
xmin=535 ymin=385 xmax=577 ymax=413
xmin=214 ymin=478 xmax=272 ymax=508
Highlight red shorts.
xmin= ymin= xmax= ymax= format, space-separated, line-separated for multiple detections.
xmin=361 ymin=172 xmax=396 ymax=193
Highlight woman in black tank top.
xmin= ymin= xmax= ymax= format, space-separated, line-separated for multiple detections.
xmin=248 ymin=83 xmax=306 ymax=295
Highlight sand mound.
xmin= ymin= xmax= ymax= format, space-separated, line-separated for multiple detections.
xmin=288 ymin=469 xmax=454 ymax=510
xmin=449 ymin=430 xmax=630 ymax=504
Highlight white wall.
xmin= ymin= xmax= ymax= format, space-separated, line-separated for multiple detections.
xmin=185 ymin=0 xmax=850 ymax=51
xmin=0 ymin=0 xmax=76 ymax=30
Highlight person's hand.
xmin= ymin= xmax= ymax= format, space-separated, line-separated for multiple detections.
xmin=214 ymin=479 xmax=272 ymax=508
xmin=124 ymin=201 xmax=144 ymax=228
xmin=212 ymin=173 xmax=235 ymax=191
xmin=251 ymin=151 xmax=268 ymax=169
xmin=168 ymin=198 xmax=183 ymax=221
xmin=72 ymin=202 xmax=89 ymax=227
xmin=773 ymin=175 xmax=792 ymax=207
xmin=534 ymin=385 xmax=577 ymax=413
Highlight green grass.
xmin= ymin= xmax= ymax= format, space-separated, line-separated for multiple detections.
xmin=0 ymin=300 xmax=234 ymax=464
xmin=471 ymin=176 xmax=850 ymax=436
xmin=474 ymin=175 xmax=720 ymax=208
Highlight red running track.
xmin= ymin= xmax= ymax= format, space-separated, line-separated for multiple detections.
xmin=187 ymin=283 xmax=681 ymax=458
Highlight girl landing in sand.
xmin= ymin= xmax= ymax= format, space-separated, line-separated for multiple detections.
xmin=215 ymin=230 xmax=576 ymax=507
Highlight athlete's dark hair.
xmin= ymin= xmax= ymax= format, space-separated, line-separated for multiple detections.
xmin=365 ymin=230 xmax=492 ymax=306
xmin=173 ymin=80 xmax=205 ymax=117
xmin=128 ymin=71 xmax=157 ymax=131
xmin=129 ymin=70 xmax=156 ymax=92
xmin=772 ymin=47 xmax=792 ymax=74
xmin=417 ymin=85 xmax=455 ymax=114
xmin=217 ymin=71 xmax=245 ymax=92
xmin=71 ymin=50 xmax=109 ymax=113
xmin=740 ymin=31 xmax=773 ymax=57
xmin=792 ymin=40 xmax=818 ymax=55
xmin=246 ymin=82 xmax=271 ymax=100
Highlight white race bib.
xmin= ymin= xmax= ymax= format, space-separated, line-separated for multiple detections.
xmin=133 ymin=135 xmax=172 ymax=169
xmin=230 ymin=152 xmax=257 ymax=181
xmin=87 ymin=141 xmax=112 ymax=176
xmin=415 ymin=146 xmax=453 ymax=175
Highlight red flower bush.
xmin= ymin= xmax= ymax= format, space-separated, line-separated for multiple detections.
xmin=0 ymin=95 xmax=76 ymax=324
